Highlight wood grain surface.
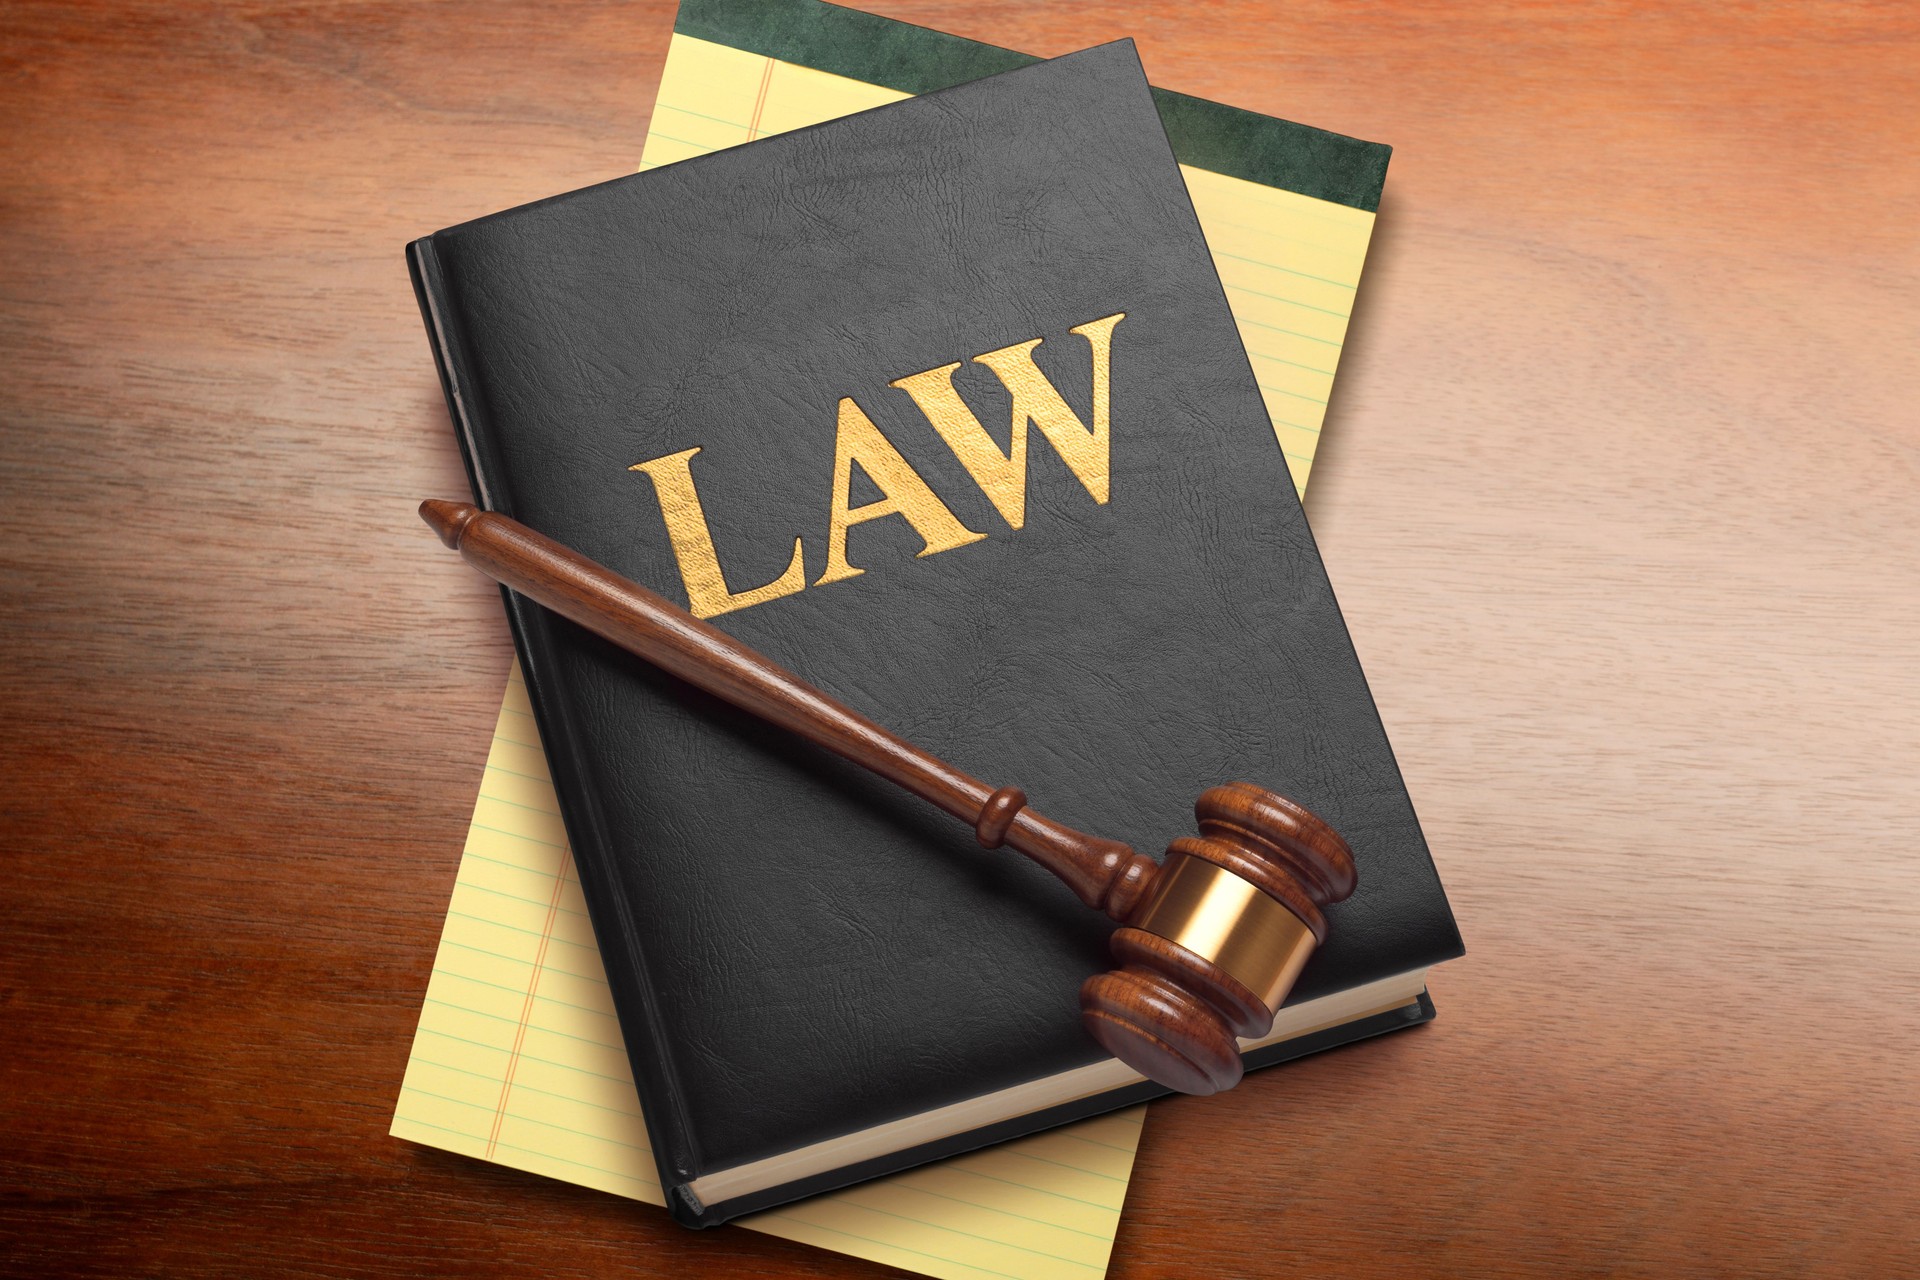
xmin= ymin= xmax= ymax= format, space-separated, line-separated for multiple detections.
xmin=3 ymin=2 xmax=1916 ymax=1276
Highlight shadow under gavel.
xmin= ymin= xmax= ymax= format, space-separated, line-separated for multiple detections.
xmin=420 ymin=499 xmax=1356 ymax=1095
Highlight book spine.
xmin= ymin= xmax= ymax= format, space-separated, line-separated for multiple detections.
xmin=406 ymin=237 xmax=712 ymax=1224
xmin=405 ymin=238 xmax=501 ymax=512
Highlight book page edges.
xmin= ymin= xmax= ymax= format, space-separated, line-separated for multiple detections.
xmin=687 ymin=967 xmax=1430 ymax=1206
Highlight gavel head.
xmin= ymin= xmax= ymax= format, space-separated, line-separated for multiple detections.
xmin=1079 ymin=782 xmax=1357 ymax=1095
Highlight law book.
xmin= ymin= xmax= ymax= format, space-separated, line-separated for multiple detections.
xmin=408 ymin=39 xmax=1461 ymax=1228
xmin=394 ymin=9 xmax=1407 ymax=1268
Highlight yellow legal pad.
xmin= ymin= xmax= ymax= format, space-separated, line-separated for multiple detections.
xmin=393 ymin=31 xmax=1378 ymax=1280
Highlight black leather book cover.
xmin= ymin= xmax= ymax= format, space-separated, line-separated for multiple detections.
xmin=409 ymin=40 xmax=1461 ymax=1226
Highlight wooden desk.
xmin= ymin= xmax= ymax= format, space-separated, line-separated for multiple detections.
xmin=4 ymin=2 xmax=1915 ymax=1274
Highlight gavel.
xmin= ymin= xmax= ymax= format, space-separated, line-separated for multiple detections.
xmin=420 ymin=499 xmax=1357 ymax=1096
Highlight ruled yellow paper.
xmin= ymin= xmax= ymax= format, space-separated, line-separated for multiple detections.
xmin=395 ymin=30 xmax=1378 ymax=1280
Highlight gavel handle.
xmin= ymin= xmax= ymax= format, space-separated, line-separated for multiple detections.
xmin=421 ymin=501 xmax=1159 ymax=922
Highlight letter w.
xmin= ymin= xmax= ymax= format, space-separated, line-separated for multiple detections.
xmin=888 ymin=312 xmax=1124 ymax=530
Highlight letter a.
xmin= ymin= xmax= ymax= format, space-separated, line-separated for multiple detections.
xmin=816 ymin=398 xmax=985 ymax=586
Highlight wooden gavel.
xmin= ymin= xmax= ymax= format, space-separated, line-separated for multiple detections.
xmin=420 ymin=499 xmax=1357 ymax=1095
